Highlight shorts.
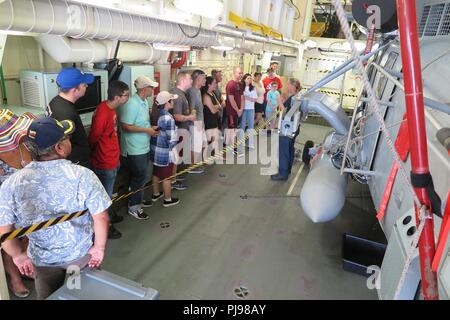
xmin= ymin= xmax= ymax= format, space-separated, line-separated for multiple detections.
xmin=153 ymin=163 xmax=174 ymax=180
xmin=189 ymin=125 xmax=207 ymax=153
xmin=228 ymin=114 xmax=240 ymax=129
xmin=255 ymin=102 xmax=265 ymax=114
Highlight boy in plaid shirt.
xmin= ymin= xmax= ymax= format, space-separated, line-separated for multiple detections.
xmin=151 ymin=91 xmax=180 ymax=207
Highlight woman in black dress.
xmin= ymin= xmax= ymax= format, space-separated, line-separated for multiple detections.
xmin=201 ymin=76 xmax=224 ymax=162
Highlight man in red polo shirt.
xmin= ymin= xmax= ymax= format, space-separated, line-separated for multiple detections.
xmin=262 ymin=68 xmax=283 ymax=102
xmin=225 ymin=67 xmax=244 ymax=156
xmin=89 ymin=80 xmax=130 ymax=239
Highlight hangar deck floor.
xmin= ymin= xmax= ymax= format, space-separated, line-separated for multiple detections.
xmin=12 ymin=123 xmax=386 ymax=300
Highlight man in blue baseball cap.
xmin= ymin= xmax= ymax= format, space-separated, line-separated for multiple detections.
xmin=26 ymin=117 xmax=75 ymax=153
xmin=47 ymin=67 xmax=95 ymax=168
xmin=0 ymin=116 xmax=110 ymax=299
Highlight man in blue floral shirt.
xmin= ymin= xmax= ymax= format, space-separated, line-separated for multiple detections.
xmin=0 ymin=117 xmax=110 ymax=300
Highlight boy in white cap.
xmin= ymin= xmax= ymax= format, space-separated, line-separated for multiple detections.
xmin=118 ymin=75 xmax=160 ymax=220
xmin=151 ymin=91 xmax=180 ymax=207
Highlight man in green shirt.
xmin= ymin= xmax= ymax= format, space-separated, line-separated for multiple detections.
xmin=118 ymin=75 xmax=159 ymax=220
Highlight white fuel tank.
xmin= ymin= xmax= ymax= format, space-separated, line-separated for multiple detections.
xmin=300 ymin=154 xmax=348 ymax=223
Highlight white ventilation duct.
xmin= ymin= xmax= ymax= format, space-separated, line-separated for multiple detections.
xmin=37 ymin=35 xmax=166 ymax=64
xmin=0 ymin=0 xmax=218 ymax=47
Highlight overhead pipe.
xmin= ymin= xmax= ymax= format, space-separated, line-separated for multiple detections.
xmin=299 ymin=92 xmax=351 ymax=136
xmin=36 ymin=35 xmax=165 ymax=64
xmin=396 ymin=0 xmax=439 ymax=300
xmin=0 ymin=0 xmax=218 ymax=47
xmin=371 ymin=63 xmax=450 ymax=116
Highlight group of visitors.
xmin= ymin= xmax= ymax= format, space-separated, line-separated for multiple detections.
xmin=0 ymin=62 xmax=302 ymax=299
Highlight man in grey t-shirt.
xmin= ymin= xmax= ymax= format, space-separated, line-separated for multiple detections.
xmin=171 ymin=71 xmax=194 ymax=129
xmin=187 ymin=70 xmax=206 ymax=123
xmin=172 ymin=86 xmax=191 ymax=130
xmin=170 ymin=71 xmax=195 ymax=188
xmin=187 ymin=70 xmax=207 ymax=172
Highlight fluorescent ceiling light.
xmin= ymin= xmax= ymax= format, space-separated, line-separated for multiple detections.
xmin=211 ymin=46 xmax=234 ymax=51
xmin=153 ymin=43 xmax=191 ymax=51
xmin=304 ymin=39 xmax=317 ymax=48
xmin=173 ymin=0 xmax=224 ymax=19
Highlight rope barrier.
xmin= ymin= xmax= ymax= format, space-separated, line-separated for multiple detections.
xmin=0 ymin=108 xmax=285 ymax=244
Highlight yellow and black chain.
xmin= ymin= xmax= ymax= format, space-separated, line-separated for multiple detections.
xmin=0 ymin=108 xmax=284 ymax=244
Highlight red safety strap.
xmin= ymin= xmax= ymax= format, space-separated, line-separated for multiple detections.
xmin=432 ymin=192 xmax=450 ymax=272
xmin=377 ymin=114 xmax=410 ymax=222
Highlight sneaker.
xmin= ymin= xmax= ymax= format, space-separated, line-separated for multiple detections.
xmin=152 ymin=193 xmax=164 ymax=202
xmin=163 ymin=198 xmax=180 ymax=208
xmin=176 ymin=175 xmax=186 ymax=181
xmin=142 ymin=200 xmax=153 ymax=208
xmin=233 ymin=150 xmax=245 ymax=158
xmin=172 ymin=182 xmax=188 ymax=191
xmin=128 ymin=208 xmax=149 ymax=220
xmin=108 ymin=224 xmax=122 ymax=239
xmin=270 ymin=174 xmax=288 ymax=181
xmin=188 ymin=167 xmax=204 ymax=174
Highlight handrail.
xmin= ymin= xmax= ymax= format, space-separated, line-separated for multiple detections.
xmin=397 ymin=0 xmax=438 ymax=300
xmin=304 ymin=41 xmax=392 ymax=95
xmin=371 ymin=62 xmax=450 ymax=116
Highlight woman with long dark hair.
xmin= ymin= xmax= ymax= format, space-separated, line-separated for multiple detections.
xmin=253 ymin=72 xmax=265 ymax=127
xmin=201 ymin=76 xmax=223 ymax=162
xmin=239 ymin=73 xmax=258 ymax=150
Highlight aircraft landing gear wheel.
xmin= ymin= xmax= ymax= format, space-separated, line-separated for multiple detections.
xmin=302 ymin=140 xmax=314 ymax=165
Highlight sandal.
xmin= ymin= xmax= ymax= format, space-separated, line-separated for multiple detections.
xmin=9 ymin=280 xmax=30 ymax=298
xmin=12 ymin=288 xmax=30 ymax=298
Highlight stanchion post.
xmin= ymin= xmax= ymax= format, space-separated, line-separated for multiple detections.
xmin=396 ymin=0 xmax=439 ymax=300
